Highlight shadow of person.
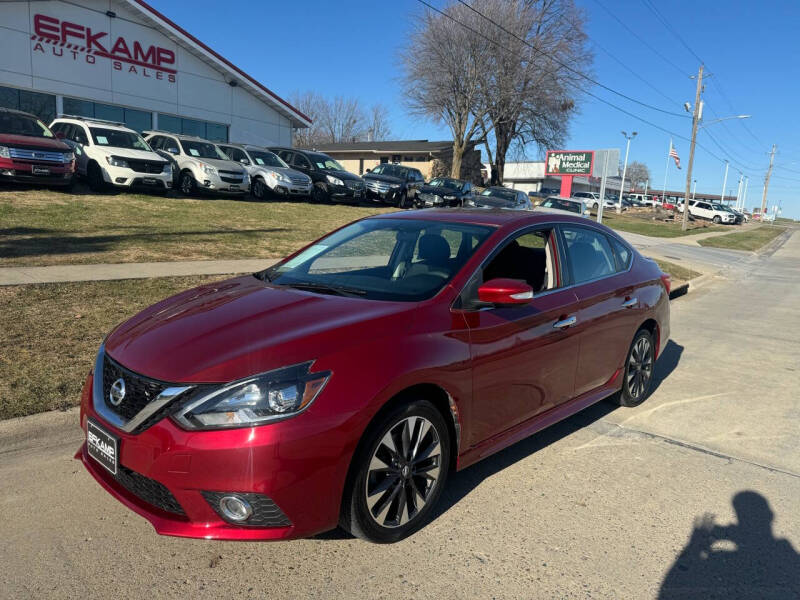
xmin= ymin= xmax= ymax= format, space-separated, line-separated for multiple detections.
xmin=659 ymin=491 xmax=800 ymax=599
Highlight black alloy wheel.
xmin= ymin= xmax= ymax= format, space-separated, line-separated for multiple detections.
xmin=252 ymin=178 xmax=267 ymax=200
xmin=397 ymin=191 xmax=408 ymax=208
xmin=179 ymin=171 xmax=196 ymax=196
xmin=613 ymin=329 xmax=655 ymax=407
xmin=341 ymin=400 xmax=450 ymax=543
xmin=312 ymin=183 xmax=329 ymax=203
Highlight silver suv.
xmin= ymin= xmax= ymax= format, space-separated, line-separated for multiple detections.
xmin=217 ymin=143 xmax=312 ymax=200
xmin=144 ymin=131 xmax=248 ymax=197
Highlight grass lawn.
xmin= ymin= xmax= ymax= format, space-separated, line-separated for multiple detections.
xmin=651 ymin=258 xmax=700 ymax=283
xmin=598 ymin=210 xmax=729 ymax=238
xmin=0 ymin=274 xmax=229 ymax=419
xmin=0 ymin=186 xmax=394 ymax=267
xmin=697 ymin=225 xmax=787 ymax=251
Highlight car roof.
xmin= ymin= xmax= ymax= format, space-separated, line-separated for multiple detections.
xmin=142 ymin=130 xmax=209 ymax=142
xmin=369 ymin=208 xmax=596 ymax=229
xmin=545 ymin=196 xmax=580 ymax=202
xmin=56 ymin=117 xmax=133 ymax=131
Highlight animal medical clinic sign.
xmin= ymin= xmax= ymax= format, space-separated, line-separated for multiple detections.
xmin=31 ymin=13 xmax=177 ymax=83
xmin=545 ymin=150 xmax=594 ymax=197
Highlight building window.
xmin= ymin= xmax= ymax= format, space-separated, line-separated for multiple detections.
xmin=62 ymin=97 xmax=152 ymax=132
xmin=0 ymin=86 xmax=56 ymax=123
xmin=380 ymin=156 xmax=389 ymax=164
xmin=403 ymin=156 xmax=414 ymax=162
xmin=205 ymin=122 xmax=228 ymax=142
xmin=156 ymin=113 xmax=227 ymax=142
xmin=158 ymin=113 xmax=181 ymax=134
xmin=391 ymin=155 xmax=401 ymax=164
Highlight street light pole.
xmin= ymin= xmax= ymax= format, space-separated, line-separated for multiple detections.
xmin=741 ymin=177 xmax=749 ymax=211
xmin=618 ymin=131 xmax=637 ymax=214
xmin=681 ymin=64 xmax=704 ymax=231
xmin=692 ymin=179 xmax=697 ymax=200
xmin=720 ymin=161 xmax=729 ymax=204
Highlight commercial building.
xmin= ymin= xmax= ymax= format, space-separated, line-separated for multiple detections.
xmin=310 ymin=140 xmax=483 ymax=182
xmin=0 ymin=0 xmax=309 ymax=144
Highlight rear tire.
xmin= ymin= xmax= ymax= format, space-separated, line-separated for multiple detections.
xmin=340 ymin=400 xmax=450 ymax=543
xmin=612 ymin=329 xmax=655 ymax=407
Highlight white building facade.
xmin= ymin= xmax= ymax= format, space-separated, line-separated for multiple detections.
xmin=0 ymin=0 xmax=309 ymax=144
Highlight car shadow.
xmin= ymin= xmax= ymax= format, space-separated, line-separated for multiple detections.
xmin=651 ymin=339 xmax=684 ymax=395
xmin=658 ymin=491 xmax=800 ymax=599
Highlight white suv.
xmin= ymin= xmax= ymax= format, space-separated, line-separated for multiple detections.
xmin=679 ymin=199 xmax=736 ymax=224
xmin=217 ymin=143 xmax=312 ymax=200
xmin=144 ymin=131 xmax=248 ymax=197
xmin=50 ymin=117 xmax=172 ymax=192
xmin=572 ymin=191 xmax=615 ymax=210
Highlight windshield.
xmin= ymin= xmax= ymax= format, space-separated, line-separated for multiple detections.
xmin=429 ymin=178 xmax=464 ymax=192
xmin=180 ymin=139 xmax=226 ymax=159
xmin=312 ymin=155 xmax=345 ymax=171
xmin=481 ymin=188 xmax=517 ymax=202
xmin=542 ymin=198 xmax=580 ymax=213
xmin=370 ymin=164 xmax=410 ymax=179
xmin=0 ymin=113 xmax=54 ymax=138
xmin=262 ymin=218 xmax=493 ymax=302
xmin=248 ymin=150 xmax=287 ymax=168
xmin=90 ymin=127 xmax=150 ymax=150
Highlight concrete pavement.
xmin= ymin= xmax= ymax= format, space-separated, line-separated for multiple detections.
xmin=0 ymin=231 xmax=798 ymax=599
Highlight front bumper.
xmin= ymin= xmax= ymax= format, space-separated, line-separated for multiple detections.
xmin=102 ymin=164 xmax=172 ymax=189
xmin=0 ymin=158 xmax=74 ymax=185
xmin=272 ymin=182 xmax=313 ymax=196
xmin=330 ymin=183 xmax=364 ymax=202
xmin=77 ymin=367 xmax=351 ymax=540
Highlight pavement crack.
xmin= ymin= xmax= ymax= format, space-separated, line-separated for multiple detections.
xmin=588 ymin=419 xmax=800 ymax=480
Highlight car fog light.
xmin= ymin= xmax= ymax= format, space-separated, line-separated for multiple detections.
xmin=115 ymin=177 xmax=126 ymax=183
xmin=219 ymin=495 xmax=253 ymax=522
xmin=204 ymin=180 xmax=211 ymax=187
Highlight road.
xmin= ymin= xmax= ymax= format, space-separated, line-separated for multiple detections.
xmin=1 ymin=230 xmax=798 ymax=599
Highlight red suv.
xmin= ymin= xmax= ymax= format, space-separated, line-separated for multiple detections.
xmin=78 ymin=210 xmax=670 ymax=543
xmin=0 ymin=108 xmax=75 ymax=187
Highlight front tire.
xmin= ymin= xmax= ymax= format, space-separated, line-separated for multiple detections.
xmin=613 ymin=329 xmax=655 ymax=407
xmin=397 ymin=191 xmax=408 ymax=208
xmin=713 ymin=215 xmax=721 ymax=224
xmin=179 ymin=171 xmax=196 ymax=196
xmin=312 ymin=182 xmax=329 ymax=203
xmin=252 ymin=177 xmax=267 ymax=200
xmin=87 ymin=162 xmax=105 ymax=191
xmin=340 ymin=400 xmax=450 ymax=543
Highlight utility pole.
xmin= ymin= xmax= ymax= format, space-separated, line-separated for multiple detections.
xmin=741 ymin=177 xmax=749 ymax=211
xmin=682 ymin=64 xmax=704 ymax=231
xmin=735 ymin=173 xmax=743 ymax=208
xmin=720 ymin=161 xmax=729 ymax=204
xmin=760 ymin=144 xmax=777 ymax=217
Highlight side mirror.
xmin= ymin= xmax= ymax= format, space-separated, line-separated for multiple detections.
xmin=365 ymin=168 xmax=371 ymax=173
xmin=167 ymin=147 xmax=178 ymax=155
xmin=55 ymin=131 xmax=65 ymax=140
xmin=240 ymin=158 xmax=250 ymax=165
xmin=478 ymin=278 xmax=533 ymax=306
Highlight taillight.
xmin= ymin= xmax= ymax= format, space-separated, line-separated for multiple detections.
xmin=660 ymin=272 xmax=671 ymax=295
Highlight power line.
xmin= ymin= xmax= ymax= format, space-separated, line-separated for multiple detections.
xmin=446 ymin=0 xmax=690 ymax=118
xmin=590 ymin=0 xmax=689 ymax=78
xmin=640 ymin=0 xmax=704 ymax=64
xmin=706 ymin=77 xmax=765 ymax=147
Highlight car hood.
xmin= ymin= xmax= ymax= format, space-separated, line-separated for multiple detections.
xmin=363 ymin=173 xmax=405 ymax=185
xmin=104 ymin=275 xmax=415 ymax=383
xmin=90 ymin=146 xmax=166 ymax=162
xmin=187 ymin=157 xmax=245 ymax=172
xmin=321 ymin=169 xmax=361 ymax=181
xmin=0 ymin=134 xmax=71 ymax=152
xmin=418 ymin=184 xmax=462 ymax=196
xmin=253 ymin=165 xmax=310 ymax=181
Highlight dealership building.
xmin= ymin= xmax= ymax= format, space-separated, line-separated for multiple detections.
xmin=0 ymin=0 xmax=309 ymax=144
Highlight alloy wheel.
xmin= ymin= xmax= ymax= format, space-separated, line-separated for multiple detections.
xmin=254 ymin=179 xmax=265 ymax=199
xmin=180 ymin=174 xmax=193 ymax=195
xmin=365 ymin=416 xmax=442 ymax=528
xmin=627 ymin=336 xmax=653 ymax=400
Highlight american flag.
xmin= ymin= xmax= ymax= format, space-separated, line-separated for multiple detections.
xmin=669 ymin=141 xmax=681 ymax=170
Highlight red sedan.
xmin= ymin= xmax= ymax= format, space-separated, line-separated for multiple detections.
xmin=78 ymin=209 xmax=670 ymax=543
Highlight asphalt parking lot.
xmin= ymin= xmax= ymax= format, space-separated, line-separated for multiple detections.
xmin=1 ymin=229 xmax=798 ymax=599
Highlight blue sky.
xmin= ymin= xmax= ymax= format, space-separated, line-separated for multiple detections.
xmin=149 ymin=0 xmax=800 ymax=218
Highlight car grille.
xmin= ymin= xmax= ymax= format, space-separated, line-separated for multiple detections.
xmin=126 ymin=159 xmax=166 ymax=174
xmin=115 ymin=465 xmax=185 ymax=516
xmin=102 ymin=355 xmax=170 ymax=422
xmin=201 ymin=491 xmax=291 ymax=527
xmin=418 ymin=192 xmax=439 ymax=203
xmin=219 ymin=170 xmax=244 ymax=184
xmin=346 ymin=179 xmax=365 ymax=190
xmin=9 ymin=147 xmax=66 ymax=163
xmin=365 ymin=180 xmax=387 ymax=192
xmin=289 ymin=175 xmax=309 ymax=185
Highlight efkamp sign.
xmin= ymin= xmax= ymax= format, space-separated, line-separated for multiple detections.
xmin=545 ymin=151 xmax=594 ymax=176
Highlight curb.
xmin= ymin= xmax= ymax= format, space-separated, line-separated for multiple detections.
xmin=0 ymin=407 xmax=82 ymax=455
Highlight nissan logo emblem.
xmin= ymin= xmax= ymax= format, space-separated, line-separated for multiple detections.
xmin=109 ymin=378 xmax=126 ymax=406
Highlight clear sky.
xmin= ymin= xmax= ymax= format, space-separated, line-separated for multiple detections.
xmin=147 ymin=0 xmax=800 ymax=218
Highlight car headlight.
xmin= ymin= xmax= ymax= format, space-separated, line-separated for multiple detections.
xmin=389 ymin=183 xmax=401 ymax=189
xmin=0 ymin=145 xmax=9 ymax=159
xmin=443 ymin=195 xmax=456 ymax=200
xmin=326 ymin=174 xmax=343 ymax=186
xmin=62 ymin=152 xmax=75 ymax=163
xmin=200 ymin=162 xmax=217 ymax=176
xmin=464 ymin=198 xmax=476 ymax=206
xmin=106 ymin=156 xmax=129 ymax=168
xmin=268 ymin=170 xmax=290 ymax=183
xmin=172 ymin=362 xmax=330 ymax=430
xmin=163 ymin=163 xmax=172 ymax=175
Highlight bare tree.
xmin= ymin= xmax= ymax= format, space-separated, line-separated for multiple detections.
xmin=625 ymin=160 xmax=651 ymax=189
xmin=476 ymin=0 xmax=592 ymax=183
xmin=366 ymin=103 xmax=392 ymax=141
xmin=317 ymin=96 xmax=366 ymax=143
xmin=289 ymin=91 xmax=327 ymax=148
xmin=290 ymin=93 xmax=391 ymax=146
xmin=401 ymin=4 xmax=492 ymax=178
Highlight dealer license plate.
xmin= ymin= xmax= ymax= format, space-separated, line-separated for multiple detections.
xmin=142 ymin=177 xmax=157 ymax=185
xmin=32 ymin=166 xmax=50 ymax=175
xmin=87 ymin=419 xmax=118 ymax=475
xmin=229 ymin=185 xmax=240 ymax=191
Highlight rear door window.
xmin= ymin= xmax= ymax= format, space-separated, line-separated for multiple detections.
xmin=560 ymin=226 xmax=617 ymax=284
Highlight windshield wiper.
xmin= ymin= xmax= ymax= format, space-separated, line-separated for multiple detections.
xmin=283 ymin=282 xmax=367 ymax=298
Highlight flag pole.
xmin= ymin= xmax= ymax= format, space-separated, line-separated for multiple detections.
xmin=662 ymin=138 xmax=671 ymax=206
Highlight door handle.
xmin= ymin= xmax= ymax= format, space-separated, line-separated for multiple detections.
xmin=553 ymin=316 xmax=577 ymax=329
xmin=622 ymin=297 xmax=638 ymax=309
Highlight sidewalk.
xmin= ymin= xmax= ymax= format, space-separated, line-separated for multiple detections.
xmin=0 ymin=258 xmax=277 ymax=286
